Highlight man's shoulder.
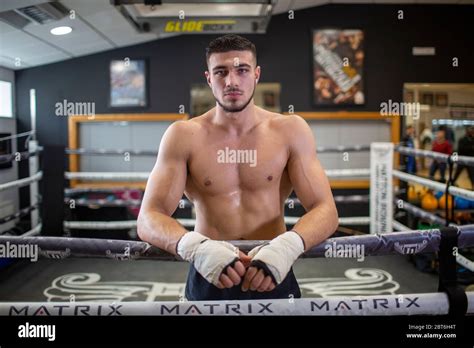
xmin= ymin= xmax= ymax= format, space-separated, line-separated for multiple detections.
xmin=267 ymin=112 xmax=307 ymax=130
xmin=168 ymin=116 xmax=205 ymax=134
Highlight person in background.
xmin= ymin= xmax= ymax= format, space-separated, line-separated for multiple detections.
xmin=439 ymin=125 xmax=455 ymax=145
xmin=419 ymin=122 xmax=433 ymax=170
xmin=452 ymin=126 xmax=474 ymax=189
xmin=429 ymin=128 xmax=453 ymax=183
xmin=401 ymin=125 xmax=417 ymax=174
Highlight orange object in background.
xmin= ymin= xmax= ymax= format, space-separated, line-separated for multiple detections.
xmin=439 ymin=194 xmax=454 ymax=210
xmin=408 ymin=186 xmax=418 ymax=202
xmin=421 ymin=192 xmax=438 ymax=211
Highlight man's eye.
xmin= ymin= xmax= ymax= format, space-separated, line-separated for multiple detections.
xmin=215 ymin=71 xmax=224 ymax=75
xmin=238 ymin=69 xmax=248 ymax=73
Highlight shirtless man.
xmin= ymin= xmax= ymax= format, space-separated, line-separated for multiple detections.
xmin=137 ymin=34 xmax=338 ymax=301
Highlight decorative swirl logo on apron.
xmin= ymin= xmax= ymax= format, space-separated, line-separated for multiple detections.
xmin=44 ymin=268 xmax=399 ymax=302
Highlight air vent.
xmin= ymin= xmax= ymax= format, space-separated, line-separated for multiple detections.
xmin=0 ymin=2 xmax=69 ymax=28
xmin=15 ymin=2 xmax=69 ymax=24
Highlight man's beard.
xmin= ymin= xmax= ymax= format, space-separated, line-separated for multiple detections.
xmin=215 ymin=84 xmax=255 ymax=113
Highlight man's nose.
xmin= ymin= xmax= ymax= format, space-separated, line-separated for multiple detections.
xmin=225 ymin=70 xmax=239 ymax=88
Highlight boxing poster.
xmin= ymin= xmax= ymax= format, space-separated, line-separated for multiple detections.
xmin=110 ymin=59 xmax=147 ymax=107
xmin=312 ymin=29 xmax=365 ymax=105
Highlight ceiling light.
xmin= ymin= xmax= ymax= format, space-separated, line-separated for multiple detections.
xmin=50 ymin=26 xmax=72 ymax=35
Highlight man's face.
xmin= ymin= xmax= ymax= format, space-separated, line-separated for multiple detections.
xmin=205 ymin=50 xmax=260 ymax=113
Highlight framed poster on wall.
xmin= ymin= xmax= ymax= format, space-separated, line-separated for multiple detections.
xmin=312 ymin=29 xmax=365 ymax=106
xmin=110 ymin=59 xmax=147 ymax=108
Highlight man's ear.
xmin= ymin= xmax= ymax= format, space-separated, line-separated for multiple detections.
xmin=255 ymin=65 xmax=261 ymax=83
xmin=205 ymin=71 xmax=211 ymax=87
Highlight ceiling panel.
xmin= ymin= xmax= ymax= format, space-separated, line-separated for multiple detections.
xmin=60 ymin=0 xmax=114 ymax=18
xmin=26 ymin=51 xmax=70 ymax=65
xmin=0 ymin=0 xmax=471 ymax=70
xmin=23 ymin=17 xmax=113 ymax=54
xmin=82 ymin=7 xmax=156 ymax=46
xmin=0 ymin=20 xmax=17 ymax=35
xmin=0 ymin=24 xmax=40 ymax=51
xmin=0 ymin=56 xmax=25 ymax=69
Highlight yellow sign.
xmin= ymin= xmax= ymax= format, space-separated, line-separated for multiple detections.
xmin=165 ymin=20 xmax=236 ymax=33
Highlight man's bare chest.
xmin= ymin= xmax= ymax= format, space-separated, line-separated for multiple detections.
xmin=186 ymin=135 xmax=288 ymax=194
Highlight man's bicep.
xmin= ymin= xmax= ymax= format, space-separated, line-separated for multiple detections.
xmin=287 ymin=117 xmax=333 ymax=210
xmin=141 ymin=122 xmax=188 ymax=215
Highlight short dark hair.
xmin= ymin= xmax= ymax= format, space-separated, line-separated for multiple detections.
xmin=206 ymin=34 xmax=257 ymax=66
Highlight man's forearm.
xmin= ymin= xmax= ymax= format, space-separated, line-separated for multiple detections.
xmin=137 ymin=210 xmax=188 ymax=255
xmin=291 ymin=202 xmax=338 ymax=252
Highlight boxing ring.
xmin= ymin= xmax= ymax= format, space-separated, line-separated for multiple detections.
xmin=1 ymin=225 xmax=473 ymax=315
xmin=1 ymin=136 xmax=474 ymax=316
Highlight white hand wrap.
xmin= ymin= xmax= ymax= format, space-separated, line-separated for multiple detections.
xmin=177 ymin=231 xmax=240 ymax=286
xmin=248 ymin=231 xmax=305 ymax=284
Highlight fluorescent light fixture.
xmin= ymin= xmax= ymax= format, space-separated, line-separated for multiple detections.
xmin=0 ymin=80 xmax=13 ymax=117
xmin=50 ymin=26 xmax=72 ymax=35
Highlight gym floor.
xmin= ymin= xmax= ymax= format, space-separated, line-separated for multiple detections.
xmin=0 ymin=255 xmax=439 ymax=302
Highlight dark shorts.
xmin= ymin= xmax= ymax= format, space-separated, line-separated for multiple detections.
xmin=184 ymin=264 xmax=301 ymax=301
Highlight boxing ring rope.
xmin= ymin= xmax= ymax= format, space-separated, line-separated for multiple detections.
xmin=1 ymin=292 xmax=473 ymax=316
xmin=0 ymin=148 xmax=42 ymax=165
xmin=63 ymin=195 xmax=370 ymax=208
xmin=64 ymin=168 xmax=371 ymax=181
xmin=65 ymin=172 xmax=148 ymax=181
xmin=2 ymin=225 xmax=474 ymax=261
xmin=65 ymin=187 xmax=143 ymax=195
xmin=396 ymin=145 xmax=474 ymax=167
xmin=66 ymin=148 xmax=158 ymax=156
xmin=0 ymin=204 xmax=39 ymax=225
xmin=0 ymin=171 xmax=42 ymax=192
xmin=283 ymin=216 xmax=370 ymax=226
xmin=22 ymin=223 xmax=42 ymax=237
xmin=396 ymin=199 xmax=452 ymax=227
xmin=64 ymin=198 xmax=142 ymax=207
xmin=0 ymin=130 xmax=35 ymax=142
xmin=63 ymin=216 xmax=371 ymax=230
xmin=316 ymin=144 xmax=370 ymax=153
xmin=65 ymin=144 xmax=371 ymax=157
xmin=393 ymin=170 xmax=474 ymax=200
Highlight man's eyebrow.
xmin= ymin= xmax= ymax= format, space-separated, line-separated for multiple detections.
xmin=234 ymin=63 xmax=252 ymax=68
xmin=212 ymin=65 xmax=227 ymax=71
xmin=212 ymin=63 xmax=252 ymax=71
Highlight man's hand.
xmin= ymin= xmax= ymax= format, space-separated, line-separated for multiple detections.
xmin=216 ymin=251 xmax=252 ymax=289
xmin=241 ymin=231 xmax=305 ymax=292
xmin=177 ymin=232 xmax=251 ymax=288
xmin=241 ymin=266 xmax=276 ymax=292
